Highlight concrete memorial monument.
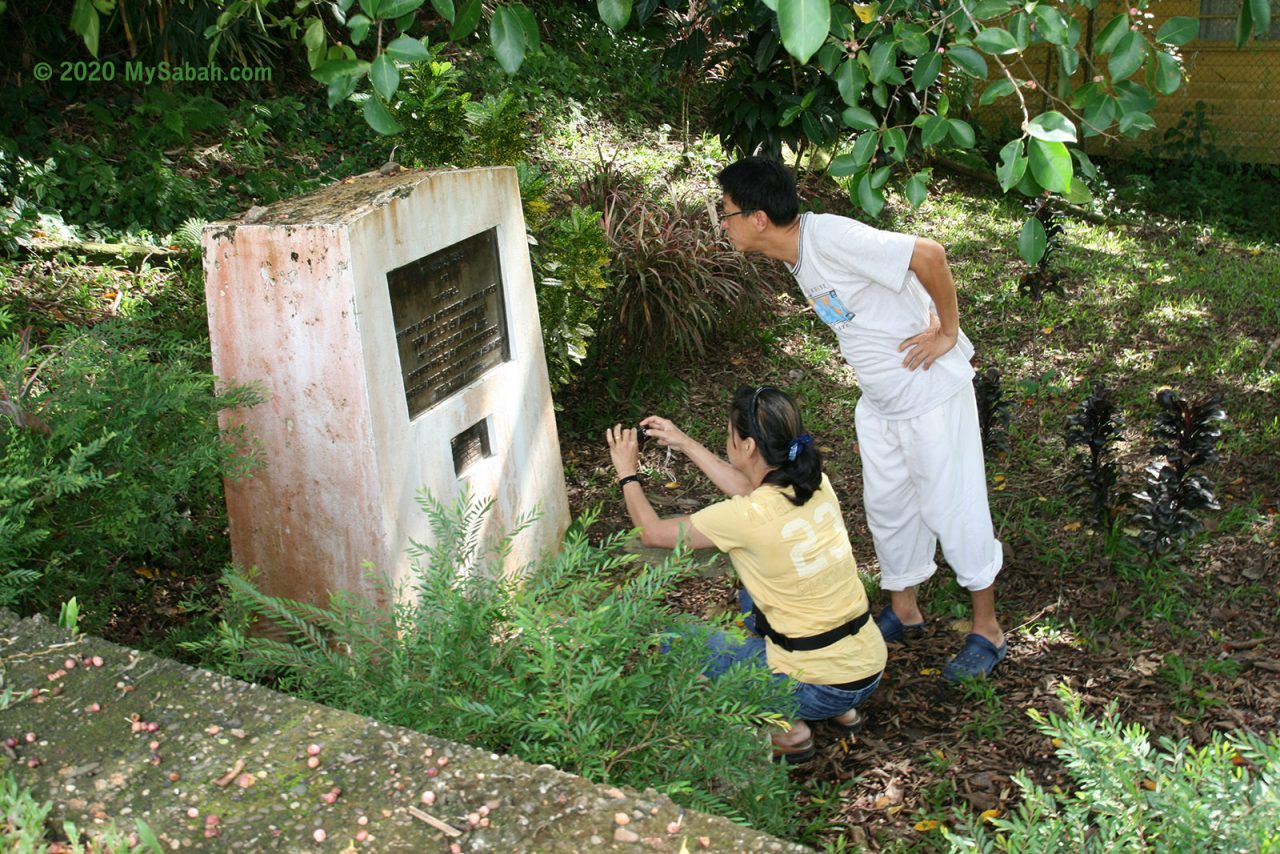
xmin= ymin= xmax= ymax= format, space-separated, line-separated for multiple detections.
xmin=202 ymin=167 xmax=569 ymax=606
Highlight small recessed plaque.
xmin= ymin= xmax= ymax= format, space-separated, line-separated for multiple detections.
xmin=388 ymin=228 xmax=510 ymax=419
xmin=451 ymin=420 xmax=492 ymax=477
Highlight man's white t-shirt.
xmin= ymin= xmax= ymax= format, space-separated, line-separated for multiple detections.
xmin=789 ymin=212 xmax=975 ymax=420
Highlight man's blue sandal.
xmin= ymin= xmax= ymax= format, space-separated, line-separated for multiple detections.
xmin=874 ymin=607 xmax=927 ymax=643
xmin=942 ymin=633 xmax=1008 ymax=681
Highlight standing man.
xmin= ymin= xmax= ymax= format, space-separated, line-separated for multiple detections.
xmin=715 ymin=156 xmax=1006 ymax=680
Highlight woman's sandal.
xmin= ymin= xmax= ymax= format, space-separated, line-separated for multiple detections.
xmin=827 ymin=707 xmax=865 ymax=735
xmin=771 ymin=738 xmax=817 ymax=765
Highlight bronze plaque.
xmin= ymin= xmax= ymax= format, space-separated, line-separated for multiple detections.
xmin=388 ymin=228 xmax=510 ymax=419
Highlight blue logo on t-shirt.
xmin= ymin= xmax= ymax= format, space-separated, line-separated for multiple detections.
xmin=809 ymin=290 xmax=854 ymax=327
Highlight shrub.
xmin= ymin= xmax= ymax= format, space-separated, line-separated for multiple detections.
xmin=462 ymin=92 xmax=531 ymax=168
xmin=0 ymin=316 xmax=261 ymax=628
xmin=1064 ymin=384 xmax=1125 ymax=536
xmin=0 ymin=769 xmax=161 ymax=852
xmin=595 ymin=190 xmax=774 ymax=365
xmin=393 ymin=55 xmax=472 ymax=168
xmin=942 ymin=684 xmax=1280 ymax=852
xmin=200 ymin=493 xmax=802 ymax=835
xmin=1131 ymin=390 xmax=1226 ymax=558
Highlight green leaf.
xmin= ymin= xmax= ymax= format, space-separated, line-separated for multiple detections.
xmin=779 ymin=0 xmax=830 ymax=65
xmin=1057 ymin=43 xmax=1079 ymax=77
xmin=883 ymin=127 xmax=907 ymax=161
xmin=347 ymin=14 xmax=371 ymax=45
xmin=842 ymin=106 xmax=879 ymax=131
xmin=491 ymin=6 xmax=526 ymax=74
xmin=869 ymin=39 xmax=897 ymax=84
xmin=450 ymin=0 xmax=481 ymax=39
xmin=851 ymin=132 xmax=878 ymax=169
xmin=1034 ymin=5 xmax=1068 ymax=45
xmin=513 ymin=4 xmax=539 ymax=50
xmin=870 ymin=165 xmax=892 ymax=189
xmin=378 ymin=0 xmax=424 ymax=18
xmin=304 ymin=17 xmax=326 ymax=52
xmin=904 ymin=171 xmax=929 ymax=208
xmin=1071 ymin=149 xmax=1098 ymax=180
xmin=1019 ymin=217 xmax=1048 ymax=265
xmin=363 ymin=95 xmax=404 ymax=135
xmin=800 ymin=111 xmax=824 ymax=144
xmin=947 ymin=119 xmax=975 ymax=148
xmin=912 ymin=51 xmax=941 ymax=90
xmin=818 ymin=42 xmax=843 ymax=75
xmin=369 ymin=53 xmax=399 ymax=100
xmin=1010 ymin=12 xmax=1032 ymax=50
xmin=835 ymin=59 xmax=868 ymax=106
xmin=359 ymin=0 xmax=381 ymax=17
xmin=975 ymin=27 xmax=1019 ymax=55
xmin=1082 ymin=94 xmax=1117 ymax=136
xmin=1156 ymin=16 xmax=1198 ymax=45
xmin=947 ymin=46 xmax=988 ymax=78
xmin=1028 ymin=137 xmax=1072 ymax=193
xmin=922 ymin=115 xmax=949 ymax=147
xmin=385 ymin=34 xmax=429 ymax=61
xmin=327 ymin=74 xmax=358 ymax=108
xmin=996 ymin=139 xmax=1027 ymax=192
xmin=1108 ymin=30 xmax=1146 ymax=81
xmin=1118 ymin=111 xmax=1157 ymax=136
xmin=857 ymin=173 xmax=885 ymax=217
xmin=1114 ymin=80 xmax=1155 ymax=113
xmin=598 ymin=0 xmax=632 ymax=31
xmin=71 ymin=0 xmax=100 ymax=57
xmin=979 ymin=78 xmax=1015 ymax=106
xmin=828 ymin=152 xmax=862 ymax=177
xmin=1014 ymin=167 xmax=1043 ymax=198
xmin=899 ymin=26 xmax=930 ymax=56
xmin=1250 ymin=0 xmax=1271 ymax=36
xmin=971 ymin=0 xmax=1012 ymax=18
xmin=1096 ymin=13 xmax=1129 ymax=55
xmin=431 ymin=0 xmax=455 ymax=23
xmin=1235 ymin=0 xmax=1254 ymax=46
xmin=1064 ymin=175 xmax=1093 ymax=205
xmin=1153 ymin=51 xmax=1182 ymax=95
xmin=1027 ymin=111 xmax=1078 ymax=143
xmin=312 ymin=58 xmax=369 ymax=84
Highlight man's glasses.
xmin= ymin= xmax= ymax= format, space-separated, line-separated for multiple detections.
xmin=719 ymin=207 xmax=754 ymax=221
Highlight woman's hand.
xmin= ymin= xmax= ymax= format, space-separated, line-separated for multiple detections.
xmin=639 ymin=416 xmax=693 ymax=454
xmin=605 ymin=424 xmax=640 ymax=478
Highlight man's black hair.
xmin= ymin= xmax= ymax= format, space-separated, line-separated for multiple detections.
xmin=716 ymin=157 xmax=800 ymax=226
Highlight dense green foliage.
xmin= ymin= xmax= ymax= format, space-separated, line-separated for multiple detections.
xmin=195 ymin=494 xmax=803 ymax=833
xmin=0 ymin=769 xmax=161 ymax=853
xmin=943 ymin=685 xmax=1280 ymax=852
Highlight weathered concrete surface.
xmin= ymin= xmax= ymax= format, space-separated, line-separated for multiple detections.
xmin=0 ymin=611 xmax=812 ymax=853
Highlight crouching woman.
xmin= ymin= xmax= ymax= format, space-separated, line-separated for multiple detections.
xmin=606 ymin=386 xmax=886 ymax=763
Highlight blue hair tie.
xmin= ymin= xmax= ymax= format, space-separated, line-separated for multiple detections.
xmin=787 ymin=433 xmax=812 ymax=462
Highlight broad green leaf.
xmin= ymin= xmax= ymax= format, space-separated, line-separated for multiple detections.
xmin=1250 ymin=0 xmax=1271 ymax=36
xmin=431 ymin=0 xmax=455 ymax=23
xmin=996 ymin=139 xmax=1027 ymax=192
xmin=904 ymin=172 xmax=929 ymax=208
xmin=899 ymin=25 xmax=930 ymax=56
xmin=1064 ymin=175 xmax=1093 ymax=205
xmin=1236 ymin=0 xmax=1253 ymax=46
xmin=347 ymin=14 xmax=371 ymax=45
xmin=1019 ymin=217 xmax=1047 ymax=265
xmin=597 ymin=0 xmax=632 ymax=31
xmin=1027 ymin=111 xmax=1077 ymax=143
xmin=312 ymin=58 xmax=369 ymax=84
xmin=1010 ymin=12 xmax=1031 ymax=50
xmin=490 ymin=6 xmax=525 ymax=74
xmin=975 ymin=27 xmax=1019 ymax=55
xmin=883 ymin=127 xmax=907 ymax=161
xmin=1118 ymin=111 xmax=1157 ymax=136
xmin=1015 ymin=167 xmax=1043 ymax=198
xmin=327 ymin=74 xmax=358 ymax=108
xmin=363 ymin=95 xmax=404 ymax=135
xmin=1071 ymin=149 xmax=1099 ymax=180
xmin=869 ymin=39 xmax=897 ymax=84
xmin=1082 ymin=94 xmax=1117 ymax=136
xmin=450 ymin=0 xmax=481 ymax=39
xmin=835 ymin=59 xmax=867 ymax=105
xmin=800 ymin=111 xmax=825 ymax=144
xmin=513 ymin=4 xmax=539 ymax=50
xmin=1153 ymin=51 xmax=1182 ymax=95
xmin=922 ymin=115 xmax=949 ymax=147
xmin=385 ymin=34 xmax=429 ymax=61
xmin=971 ymin=0 xmax=1012 ymax=18
xmin=1028 ymin=137 xmax=1072 ymax=193
xmin=818 ymin=42 xmax=843 ymax=75
xmin=1115 ymin=80 xmax=1156 ymax=113
xmin=948 ymin=119 xmax=975 ymax=148
xmin=1057 ymin=43 xmax=1079 ymax=77
xmin=304 ymin=17 xmax=326 ymax=52
xmin=779 ymin=0 xmax=830 ymax=65
xmin=1156 ymin=16 xmax=1197 ymax=45
xmin=947 ymin=46 xmax=988 ymax=78
xmin=1096 ymin=13 xmax=1129 ymax=55
xmin=857 ymin=173 xmax=886 ymax=218
xmin=1108 ymin=30 xmax=1145 ymax=81
xmin=369 ymin=53 xmax=399 ymax=100
xmin=842 ymin=106 xmax=879 ymax=130
xmin=872 ymin=81 xmax=889 ymax=108
xmin=1066 ymin=16 xmax=1083 ymax=48
xmin=760 ymin=0 xmax=778 ymax=10
xmin=1034 ymin=5 xmax=1068 ymax=45
xmin=979 ymin=78 xmax=1016 ymax=106
xmin=829 ymin=5 xmax=854 ymax=38
xmin=755 ymin=31 xmax=780 ymax=70
xmin=851 ymin=132 xmax=878 ymax=169
xmin=828 ymin=152 xmax=862 ymax=177
xmin=359 ymin=0 xmax=381 ymax=17
xmin=912 ymin=51 xmax=941 ymax=90
xmin=870 ymin=165 xmax=892 ymax=189
xmin=71 ymin=0 xmax=101 ymax=56
xmin=378 ymin=0 xmax=424 ymax=18
xmin=780 ymin=104 xmax=803 ymax=127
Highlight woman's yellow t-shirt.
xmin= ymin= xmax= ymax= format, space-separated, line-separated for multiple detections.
xmin=690 ymin=474 xmax=887 ymax=685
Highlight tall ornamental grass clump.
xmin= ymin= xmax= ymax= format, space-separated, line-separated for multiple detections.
xmin=943 ymin=684 xmax=1280 ymax=853
xmin=201 ymin=494 xmax=801 ymax=834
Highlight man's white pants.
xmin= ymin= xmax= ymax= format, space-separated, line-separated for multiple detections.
xmin=854 ymin=383 xmax=1003 ymax=593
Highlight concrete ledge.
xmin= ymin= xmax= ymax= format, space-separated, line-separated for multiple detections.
xmin=0 ymin=610 xmax=811 ymax=852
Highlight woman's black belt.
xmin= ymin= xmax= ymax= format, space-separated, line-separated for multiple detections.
xmin=751 ymin=606 xmax=870 ymax=653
